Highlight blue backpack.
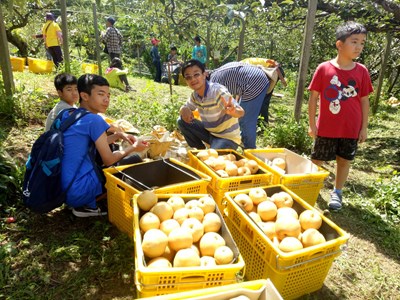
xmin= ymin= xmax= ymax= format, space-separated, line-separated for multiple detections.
xmin=22 ymin=108 xmax=90 ymax=213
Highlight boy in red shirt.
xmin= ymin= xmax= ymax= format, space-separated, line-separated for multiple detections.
xmin=308 ymin=21 xmax=373 ymax=211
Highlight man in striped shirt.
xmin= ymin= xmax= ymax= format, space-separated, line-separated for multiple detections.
xmin=178 ymin=60 xmax=244 ymax=150
xmin=210 ymin=62 xmax=270 ymax=149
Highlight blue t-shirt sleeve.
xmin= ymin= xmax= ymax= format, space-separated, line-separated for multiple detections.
xmin=88 ymin=114 xmax=110 ymax=143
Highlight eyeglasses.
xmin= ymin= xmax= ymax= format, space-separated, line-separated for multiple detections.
xmin=184 ymin=73 xmax=202 ymax=81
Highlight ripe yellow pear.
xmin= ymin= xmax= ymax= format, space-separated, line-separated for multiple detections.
xmin=257 ymin=200 xmax=278 ymax=221
xmin=202 ymin=212 xmax=222 ymax=233
xmin=168 ymin=227 xmax=193 ymax=252
xmin=167 ymin=196 xmax=186 ymax=212
xmin=248 ymin=187 xmax=268 ymax=205
xmin=139 ymin=212 xmax=160 ymax=233
xmin=233 ymin=193 xmax=253 ymax=212
xmin=276 ymin=207 xmax=298 ymax=220
xmin=197 ymin=196 xmax=216 ymax=214
xmin=136 ymin=190 xmax=158 ymax=211
xmin=150 ymin=202 xmax=174 ymax=222
xmin=199 ymin=232 xmax=226 ymax=257
xmin=279 ymin=237 xmax=303 ymax=252
xmin=160 ymin=219 xmax=180 ymax=236
xmin=173 ymin=248 xmax=201 ymax=267
xmin=275 ymin=217 xmax=301 ymax=240
xmin=181 ymin=218 xmax=204 ymax=243
xmin=299 ymin=210 xmax=323 ymax=230
xmin=147 ymin=257 xmax=172 ymax=268
xmin=301 ymin=228 xmax=326 ymax=247
xmin=271 ymin=191 xmax=293 ymax=208
xmin=214 ymin=246 xmax=234 ymax=265
xmin=141 ymin=229 xmax=168 ymax=258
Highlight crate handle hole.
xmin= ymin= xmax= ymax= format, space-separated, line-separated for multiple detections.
xmin=179 ymin=275 xmax=206 ymax=282
xmin=239 ymin=179 xmax=252 ymax=185
xmin=116 ymin=184 xmax=126 ymax=192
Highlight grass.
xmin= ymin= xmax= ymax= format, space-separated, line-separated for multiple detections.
xmin=1 ymin=70 xmax=400 ymax=299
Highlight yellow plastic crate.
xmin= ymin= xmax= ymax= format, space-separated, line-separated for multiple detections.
xmin=103 ymin=158 xmax=211 ymax=238
xmin=223 ymin=185 xmax=349 ymax=300
xmin=10 ymin=56 xmax=25 ymax=72
xmin=81 ymin=62 xmax=99 ymax=74
xmin=188 ymin=149 xmax=272 ymax=210
xmin=244 ymin=148 xmax=329 ymax=206
xmin=27 ymin=58 xmax=54 ymax=74
xmin=134 ymin=194 xmax=245 ymax=298
xmin=140 ymin=279 xmax=282 ymax=300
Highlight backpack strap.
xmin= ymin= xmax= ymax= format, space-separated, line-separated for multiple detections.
xmin=52 ymin=108 xmax=90 ymax=132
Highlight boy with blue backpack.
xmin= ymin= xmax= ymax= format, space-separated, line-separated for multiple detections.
xmin=23 ymin=74 xmax=148 ymax=217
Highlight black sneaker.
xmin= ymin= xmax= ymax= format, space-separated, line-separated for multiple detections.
xmin=72 ymin=206 xmax=107 ymax=217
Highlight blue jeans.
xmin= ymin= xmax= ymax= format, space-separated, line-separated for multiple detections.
xmin=177 ymin=118 xmax=239 ymax=150
xmin=260 ymin=91 xmax=273 ymax=123
xmin=239 ymin=85 xmax=269 ymax=149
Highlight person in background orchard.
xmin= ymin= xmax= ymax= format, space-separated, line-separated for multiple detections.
xmin=101 ymin=16 xmax=123 ymax=61
xmin=308 ymin=21 xmax=373 ymax=211
xmin=209 ymin=61 xmax=270 ymax=149
xmin=41 ymin=12 xmax=63 ymax=68
xmin=104 ymin=57 xmax=135 ymax=92
xmin=192 ymin=36 xmax=207 ymax=66
xmin=150 ymin=37 xmax=162 ymax=82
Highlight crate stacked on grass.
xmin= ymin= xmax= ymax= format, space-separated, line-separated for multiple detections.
xmin=223 ymin=185 xmax=349 ymax=300
xmin=103 ymin=158 xmax=211 ymax=238
xmin=244 ymin=148 xmax=329 ymax=206
xmin=188 ymin=149 xmax=272 ymax=211
xmin=27 ymin=58 xmax=54 ymax=74
xmin=10 ymin=56 xmax=25 ymax=72
xmin=133 ymin=194 xmax=245 ymax=298
xmin=140 ymin=279 xmax=283 ymax=300
xmin=81 ymin=63 xmax=99 ymax=74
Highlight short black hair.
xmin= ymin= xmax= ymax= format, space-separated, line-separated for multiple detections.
xmin=54 ymin=73 xmax=77 ymax=91
xmin=110 ymin=57 xmax=123 ymax=69
xmin=194 ymin=36 xmax=201 ymax=42
xmin=336 ymin=21 xmax=367 ymax=42
xmin=170 ymin=46 xmax=177 ymax=51
xmin=181 ymin=59 xmax=205 ymax=76
xmin=77 ymin=74 xmax=109 ymax=102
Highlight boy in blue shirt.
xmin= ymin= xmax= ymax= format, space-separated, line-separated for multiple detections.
xmin=61 ymin=74 xmax=148 ymax=217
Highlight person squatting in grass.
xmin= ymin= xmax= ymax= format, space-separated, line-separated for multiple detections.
xmin=104 ymin=57 xmax=135 ymax=92
xmin=61 ymin=74 xmax=148 ymax=217
xmin=307 ymin=21 xmax=373 ymax=211
xmin=177 ymin=59 xmax=244 ymax=150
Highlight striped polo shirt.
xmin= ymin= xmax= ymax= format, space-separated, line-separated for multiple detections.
xmin=210 ymin=62 xmax=269 ymax=101
xmin=186 ymin=81 xmax=242 ymax=145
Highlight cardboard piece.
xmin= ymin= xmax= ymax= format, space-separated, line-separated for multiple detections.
xmin=256 ymin=149 xmax=319 ymax=175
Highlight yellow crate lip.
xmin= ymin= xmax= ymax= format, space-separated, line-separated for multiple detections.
xmin=188 ymin=149 xmax=272 ymax=191
xmin=133 ymin=194 xmax=245 ymax=285
xmin=223 ymin=185 xmax=349 ymax=262
xmin=244 ymin=148 xmax=329 ymax=180
xmin=103 ymin=158 xmax=212 ymax=188
xmin=136 ymin=279 xmax=280 ymax=300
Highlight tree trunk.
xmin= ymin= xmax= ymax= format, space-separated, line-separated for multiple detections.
xmin=6 ymin=31 xmax=29 ymax=57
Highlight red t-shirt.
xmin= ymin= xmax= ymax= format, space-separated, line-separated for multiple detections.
xmin=308 ymin=61 xmax=373 ymax=139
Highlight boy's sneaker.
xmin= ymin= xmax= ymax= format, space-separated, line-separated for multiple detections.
xmin=328 ymin=191 xmax=343 ymax=211
xmin=72 ymin=206 xmax=107 ymax=217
